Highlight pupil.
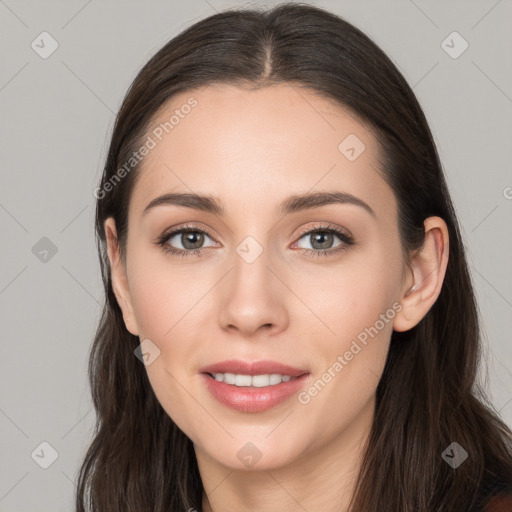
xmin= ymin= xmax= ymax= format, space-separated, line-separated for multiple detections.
xmin=312 ymin=232 xmax=332 ymax=250
xmin=183 ymin=232 xmax=204 ymax=249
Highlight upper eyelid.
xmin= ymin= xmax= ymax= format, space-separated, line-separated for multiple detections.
xmin=295 ymin=223 xmax=351 ymax=238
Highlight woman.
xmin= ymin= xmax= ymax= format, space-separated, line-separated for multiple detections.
xmin=77 ymin=3 xmax=512 ymax=511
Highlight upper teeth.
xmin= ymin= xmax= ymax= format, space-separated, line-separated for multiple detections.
xmin=212 ymin=373 xmax=294 ymax=387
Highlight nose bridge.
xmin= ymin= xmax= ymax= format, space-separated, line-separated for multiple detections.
xmin=230 ymin=233 xmax=274 ymax=302
xmin=217 ymin=233 xmax=287 ymax=335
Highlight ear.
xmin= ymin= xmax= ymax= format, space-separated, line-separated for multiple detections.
xmin=393 ymin=216 xmax=449 ymax=332
xmin=104 ymin=217 xmax=140 ymax=336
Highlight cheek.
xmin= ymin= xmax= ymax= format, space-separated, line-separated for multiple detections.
xmin=127 ymin=246 xmax=203 ymax=340
xmin=126 ymin=249 xmax=211 ymax=382
xmin=127 ymin=261 xmax=204 ymax=433
xmin=129 ymin=268 xmax=206 ymax=394
xmin=292 ymin=241 xmax=401 ymax=410
xmin=296 ymin=241 xmax=402 ymax=347
xmin=130 ymin=280 xmax=173 ymax=341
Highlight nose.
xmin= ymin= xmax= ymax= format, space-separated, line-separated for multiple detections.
xmin=217 ymin=244 xmax=289 ymax=338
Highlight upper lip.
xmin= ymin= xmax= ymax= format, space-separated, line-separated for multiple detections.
xmin=199 ymin=359 xmax=309 ymax=377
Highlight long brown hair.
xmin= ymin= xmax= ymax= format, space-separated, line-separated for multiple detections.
xmin=77 ymin=3 xmax=512 ymax=510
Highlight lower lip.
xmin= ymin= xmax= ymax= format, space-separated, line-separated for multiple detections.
xmin=201 ymin=373 xmax=310 ymax=413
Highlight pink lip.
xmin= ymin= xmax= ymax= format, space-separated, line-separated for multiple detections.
xmin=199 ymin=359 xmax=310 ymax=413
xmin=199 ymin=359 xmax=308 ymax=377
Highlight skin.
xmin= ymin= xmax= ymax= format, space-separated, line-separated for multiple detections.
xmin=105 ymin=83 xmax=449 ymax=512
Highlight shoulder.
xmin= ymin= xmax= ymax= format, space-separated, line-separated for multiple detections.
xmin=484 ymin=492 xmax=512 ymax=511
xmin=483 ymin=485 xmax=512 ymax=512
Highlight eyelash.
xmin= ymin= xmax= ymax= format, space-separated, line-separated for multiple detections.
xmin=155 ymin=223 xmax=355 ymax=259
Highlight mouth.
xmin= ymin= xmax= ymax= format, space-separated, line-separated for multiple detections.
xmin=199 ymin=360 xmax=310 ymax=413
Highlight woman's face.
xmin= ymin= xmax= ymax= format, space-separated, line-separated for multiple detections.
xmin=108 ymin=83 xmax=411 ymax=471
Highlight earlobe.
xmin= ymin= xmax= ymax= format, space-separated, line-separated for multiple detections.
xmin=104 ymin=217 xmax=140 ymax=336
xmin=393 ymin=216 xmax=449 ymax=332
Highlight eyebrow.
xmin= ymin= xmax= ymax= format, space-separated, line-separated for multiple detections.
xmin=142 ymin=191 xmax=376 ymax=218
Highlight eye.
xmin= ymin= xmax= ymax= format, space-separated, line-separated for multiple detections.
xmin=294 ymin=224 xmax=355 ymax=258
xmin=156 ymin=225 xmax=217 ymax=257
xmin=155 ymin=223 xmax=355 ymax=259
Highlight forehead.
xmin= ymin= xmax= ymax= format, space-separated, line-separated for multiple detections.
xmin=129 ymin=83 xmax=394 ymax=222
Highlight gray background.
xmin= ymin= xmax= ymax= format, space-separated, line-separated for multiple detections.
xmin=0 ymin=1 xmax=511 ymax=510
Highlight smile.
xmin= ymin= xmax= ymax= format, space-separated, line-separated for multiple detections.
xmin=208 ymin=372 xmax=297 ymax=387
